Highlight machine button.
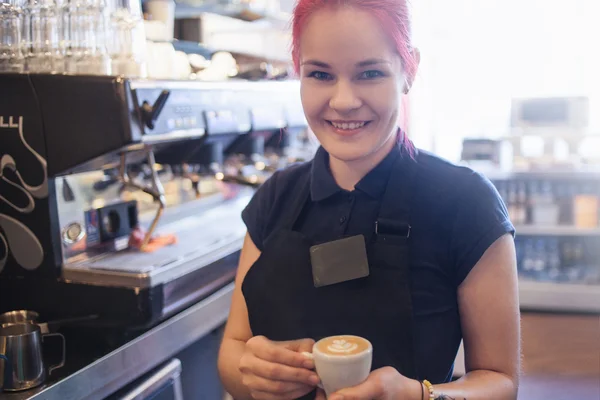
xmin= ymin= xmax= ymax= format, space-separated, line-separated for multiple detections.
xmin=62 ymin=222 xmax=84 ymax=244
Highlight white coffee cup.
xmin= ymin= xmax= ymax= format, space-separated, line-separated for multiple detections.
xmin=302 ymin=335 xmax=373 ymax=397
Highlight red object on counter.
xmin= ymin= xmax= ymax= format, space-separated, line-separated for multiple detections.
xmin=129 ymin=226 xmax=178 ymax=252
xmin=217 ymin=180 xmax=241 ymax=200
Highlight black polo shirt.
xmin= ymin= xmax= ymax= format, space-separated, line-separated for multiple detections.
xmin=242 ymin=143 xmax=515 ymax=382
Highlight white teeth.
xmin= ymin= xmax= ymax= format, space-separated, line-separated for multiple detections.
xmin=331 ymin=121 xmax=366 ymax=130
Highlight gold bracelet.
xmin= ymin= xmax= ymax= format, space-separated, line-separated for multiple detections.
xmin=423 ymin=380 xmax=434 ymax=400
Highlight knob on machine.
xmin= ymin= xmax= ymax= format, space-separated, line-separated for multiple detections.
xmin=141 ymin=90 xmax=171 ymax=130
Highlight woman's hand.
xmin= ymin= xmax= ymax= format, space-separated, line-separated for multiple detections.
xmin=328 ymin=367 xmax=422 ymax=400
xmin=239 ymin=335 xmax=321 ymax=400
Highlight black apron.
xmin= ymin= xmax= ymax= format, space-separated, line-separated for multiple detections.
xmin=242 ymin=148 xmax=419 ymax=399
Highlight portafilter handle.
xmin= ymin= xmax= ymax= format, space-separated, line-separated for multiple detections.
xmin=119 ymin=149 xmax=166 ymax=251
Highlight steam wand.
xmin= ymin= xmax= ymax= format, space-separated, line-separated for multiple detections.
xmin=118 ymin=149 xmax=166 ymax=251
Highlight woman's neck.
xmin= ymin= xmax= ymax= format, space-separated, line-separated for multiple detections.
xmin=328 ymin=135 xmax=397 ymax=191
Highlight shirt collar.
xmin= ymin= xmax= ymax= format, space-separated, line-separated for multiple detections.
xmin=310 ymin=142 xmax=402 ymax=202
xmin=310 ymin=146 xmax=340 ymax=202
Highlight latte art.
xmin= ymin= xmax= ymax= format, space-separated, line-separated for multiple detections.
xmin=315 ymin=335 xmax=371 ymax=356
xmin=309 ymin=335 xmax=373 ymax=396
xmin=327 ymin=339 xmax=358 ymax=354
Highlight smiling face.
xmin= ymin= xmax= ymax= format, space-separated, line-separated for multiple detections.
xmin=299 ymin=6 xmax=407 ymax=164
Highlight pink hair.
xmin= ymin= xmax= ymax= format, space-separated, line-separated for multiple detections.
xmin=291 ymin=0 xmax=417 ymax=80
xmin=291 ymin=0 xmax=416 ymax=155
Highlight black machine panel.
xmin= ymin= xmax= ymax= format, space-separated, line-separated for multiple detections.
xmin=27 ymin=74 xmax=142 ymax=176
xmin=0 ymin=74 xmax=62 ymax=279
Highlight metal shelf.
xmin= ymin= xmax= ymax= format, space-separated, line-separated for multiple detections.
xmin=174 ymin=2 xmax=291 ymax=26
xmin=5 ymin=283 xmax=235 ymax=400
xmin=515 ymin=225 xmax=600 ymax=236
xmin=518 ymin=279 xmax=600 ymax=313
xmin=483 ymin=169 xmax=600 ymax=181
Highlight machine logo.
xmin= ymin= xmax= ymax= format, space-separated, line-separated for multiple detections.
xmin=0 ymin=116 xmax=20 ymax=128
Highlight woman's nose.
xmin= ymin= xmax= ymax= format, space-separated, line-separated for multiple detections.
xmin=329 ymin=81 xmax=362 ymax=113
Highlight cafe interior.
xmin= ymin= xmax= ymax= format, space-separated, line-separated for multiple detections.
xmin=0 ymin=0 xmax=598 ymax=399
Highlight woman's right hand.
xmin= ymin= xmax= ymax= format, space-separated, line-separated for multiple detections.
xmin=239 ymin=336 xmax=321 ymax=400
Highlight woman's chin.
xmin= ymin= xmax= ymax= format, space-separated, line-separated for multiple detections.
xmin=319 ymin=128 xmax=400 ymax=164
xmin=322 ymin=142 xmax=375 ymax=163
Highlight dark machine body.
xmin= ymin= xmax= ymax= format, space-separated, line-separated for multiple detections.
xmin=0 ymin=73 xmax=310 ymax=330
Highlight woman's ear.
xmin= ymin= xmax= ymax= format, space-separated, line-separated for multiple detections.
xmin=412 ymin=48 xmax=421 ymax=68
xmin=404 ymin=48 xmax=421 ymax=94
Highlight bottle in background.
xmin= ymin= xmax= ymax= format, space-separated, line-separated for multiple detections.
xmin=533 ymin=239 xmax=546 ymax=273
xmin=521 ymin=238 xmax=535 ymax=277
xmin=516 ymin=181 xmax=528 ymax=225
xmin=546 ymin=237 xmax=561 ymax=282
xmin=569 ymin=240 xmax=586 ymax=283
xmin=528 ymin=180 xmax=538 ymax=225
xmin=506 ymin=181 xmax=518 ymax=224
xmin=532 ymin=181 xmax=559 ymax=225
xmin=597 ymin=183 xmax=600 ymax=228
xmin=556 ymin=182 xmax=570 ymax=225
xmin=573 ymin=182 xmax=599 ymax=228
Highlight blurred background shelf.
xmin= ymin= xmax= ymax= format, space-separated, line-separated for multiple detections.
xmin=515 ymin=225 xmax=600 ymax=236
xmin=483 ymin=169 xmax=600 ymax=181
xmin=173 ymin=2 xmax=291 ymax=26
xmin=165 ymin=40 xmax=214 ymax=59
xmin=518 ymin=280 xmax=600 ymax=313
xmin=174 ymin=10 xmax=292 ymax=64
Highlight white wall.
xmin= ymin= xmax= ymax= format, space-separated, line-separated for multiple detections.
xmin=409 ymin=0 xmax=599 ymax=161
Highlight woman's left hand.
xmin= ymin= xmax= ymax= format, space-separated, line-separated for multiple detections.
xmin=328 ymin=367 xmax=422 ymax=400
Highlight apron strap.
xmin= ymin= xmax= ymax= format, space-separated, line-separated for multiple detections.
xmin=262 ymin=171 xmax=310 ymax=248
xmin=375 ymin=146 xmax=419 ymax=237
xmin=281 ymin=169 xmax=311 ymax=231
xmin=372 ymin=144 xmax=421 ymax=379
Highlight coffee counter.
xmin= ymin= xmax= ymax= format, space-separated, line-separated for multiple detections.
xmin=0 ymin=282 xmax=234 ymax=400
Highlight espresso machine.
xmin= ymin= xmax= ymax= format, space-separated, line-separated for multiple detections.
xmin=0 ymin=73 xmax=310 ymax=330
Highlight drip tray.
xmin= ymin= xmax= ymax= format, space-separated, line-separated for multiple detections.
xmin=63 ymin=196 xmax=250 ymax=289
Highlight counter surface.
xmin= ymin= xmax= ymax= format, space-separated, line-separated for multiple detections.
xmin=0 ymin=283 xmax=234 ymax=400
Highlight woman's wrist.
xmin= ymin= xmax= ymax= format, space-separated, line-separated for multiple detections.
xmin=406 ymin=378 xmax=427 ymax=400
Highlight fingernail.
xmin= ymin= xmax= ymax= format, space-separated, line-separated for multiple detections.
xmin=310 ymin=375 xmax=320 ymax=385
xmin=304 ymin=360 xmax=315 ymax=369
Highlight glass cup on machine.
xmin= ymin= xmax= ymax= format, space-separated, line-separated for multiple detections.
xmin=0 ymin=0 xmax=26 ymax=73
xmin=25 ymin=0 xmax=65 ymax=73
xmin=106 ymin=0 xmax=147 ymax=77
xmin=62 ymin=0 xmax=110 ymax=75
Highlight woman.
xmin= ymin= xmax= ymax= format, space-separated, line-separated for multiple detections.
xmin=218 ymin=0 xmax=520 ymax=399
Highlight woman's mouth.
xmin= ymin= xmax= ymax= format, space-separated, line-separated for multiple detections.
xmin=326 ymin=120 xmax=371 ymax=136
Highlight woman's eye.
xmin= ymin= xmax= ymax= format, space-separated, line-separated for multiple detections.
xmin=308 ymin=71 xmax=333 ymax=81
xmin=359 ymin=70 xmax=384 ymax=79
